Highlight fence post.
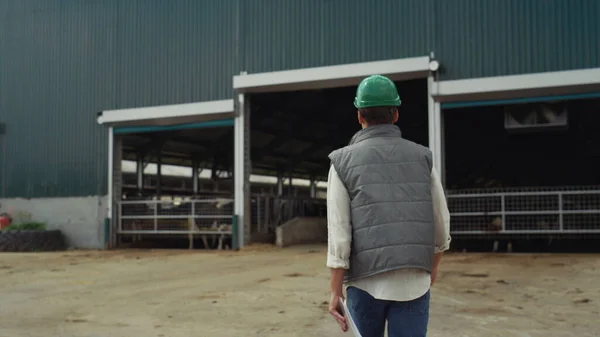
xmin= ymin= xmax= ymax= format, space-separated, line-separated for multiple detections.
xmin=191 ymin=200 xmax=195 ymax=229
xmin=104 ymin=218 xmax=110 ymax=249
xmin=232 ymin=214 xmax=239 ymax=251
xmin=500 ymin=194 xmax=506 ymax=231
xmin=265 ymin=196 xmax=271 ymax=230
xmin=558 ymin=192 xmax=564 ymax=231
xmin=154 ymin=200 xmax=158 ymax=232
xmin=118 ymin=202 xmax=123 ymax=233
xmin=257 ymin=196 xmax=262 ymax=233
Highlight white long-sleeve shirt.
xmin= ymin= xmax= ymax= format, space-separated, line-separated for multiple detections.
xmin=326 ymin=165 xmax=451 ymax=302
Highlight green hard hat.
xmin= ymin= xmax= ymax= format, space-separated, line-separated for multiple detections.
xmin=353 ymin=75 xmax=401 ymax=109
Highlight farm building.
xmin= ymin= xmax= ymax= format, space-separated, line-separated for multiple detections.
xmin=0 ymin=0 xmax=599 ymax=249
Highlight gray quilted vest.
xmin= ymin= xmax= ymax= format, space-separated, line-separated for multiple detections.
xmin=328 ymin=124 xmax=435 ymax=282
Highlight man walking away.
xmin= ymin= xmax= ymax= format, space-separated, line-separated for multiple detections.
xmin=327 ymin=75 xmax=451 ymax=337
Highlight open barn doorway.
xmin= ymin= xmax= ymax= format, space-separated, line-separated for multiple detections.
xmin=116 ymin=123 xmax=236 ymax=250
xmin=98 ymin=100 xmax=241 ymax=250
xmin=232 ymin=56 xmax=435 ymax=247
xmin=444 ymin=96 xmax=600 ymax=251
xmin=246 ymin=78 xmax=429 ymax=244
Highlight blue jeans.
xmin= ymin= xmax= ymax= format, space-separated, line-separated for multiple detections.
xmin=346 ymin=286 xmax=430 ymax=337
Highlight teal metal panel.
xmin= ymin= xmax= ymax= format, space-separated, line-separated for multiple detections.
xmin=442 ymin=92 xmax=600 ymax=109
xmin=113 ymin=0 xmax=237 ymax=108
xmin=0 ymin=0 xmax=237 ymax=198
xmin=0 ymin=0 xmax=119 ymax=198
xmin=240 ymin=0 xmax=435 ymax=73
xmin=435 ymin=0 xmax=600 ymax=79
xmin=113 ymin=119 xmax=235 ymax=135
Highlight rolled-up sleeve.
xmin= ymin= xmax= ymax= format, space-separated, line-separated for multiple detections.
xmin=326 ymin=165 xmax=353 ymax=269
xmin=431 ymin=167 xmax=452 ymax=253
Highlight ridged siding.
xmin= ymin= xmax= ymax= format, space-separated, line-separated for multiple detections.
xmin=113 ymin=0 xmax=237 ymax=108
xmin=240 ymin=0 xmax=435 ymax=73
xmin=1 ymin=0 xmax=599 ymax=198
xmin=240 ymin=0 xmax=599 ymax=77
xmin=0 ymin=0 xmax=118 ymax=197
xmin=0 ymin=0 xmax=237 ymax=197
xmin=435 ymin=0 xmax=600 ymax=79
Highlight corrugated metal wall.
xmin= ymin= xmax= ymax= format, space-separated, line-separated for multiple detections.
xmin=0 ymin=0 xmax=237 ymax=197
xmin=113 ymin=0 xmax=237 ymax=108
xmin=239 ymin=0 xmax=600 ymax=77
xmin=0 ymin=0 xmax=598 ymax=197
xmin=239 ymin=0 xmax=435 ymax=73
xmin=435 ymin=0 xmax=600 ymax=79
xmin=0 ymin=0 xmax=119 ymax=197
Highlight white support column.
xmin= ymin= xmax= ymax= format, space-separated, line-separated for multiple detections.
xmin=427 ymin=77 xmax=436 ymax=154
xmin=234 ymin=93 xmax=251 ymax=247
xmin=234 ymin=94 xmax=244 ymax=247
xmin=107 ymin=127 xmax=114 ymax=221
xmin=438 ymin=105 xmax=446 ymax=185
xmin=110 ymin=130 xmax=123 ymax=248
xmin=428 ymin=75 xmax=444 ymax=184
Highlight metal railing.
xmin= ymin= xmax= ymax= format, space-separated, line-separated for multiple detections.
xmin=117 ymin=197 xmax=234 ymax=235
xmin=116 ymin=187 xmax=600 ymax=240
xmin=447 ymin=187 xmax=600 ymax=235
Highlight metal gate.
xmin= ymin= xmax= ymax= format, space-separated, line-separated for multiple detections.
xmin=248 ymin=187 xmax=600 ymax=239
xmin=447 ymin=187 xmax=600 ymax=235
xmin=117 ymin=196 xmax=235 ymax=236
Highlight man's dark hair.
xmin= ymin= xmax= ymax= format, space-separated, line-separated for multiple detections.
xmin=358 ymin=106 xmax=396 ymax=124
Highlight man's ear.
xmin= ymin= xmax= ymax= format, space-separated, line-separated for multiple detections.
xmin=392 ymin=108 xmax=399 ymax=123
xmin=357 ymin=110 xmax=364 ymax=125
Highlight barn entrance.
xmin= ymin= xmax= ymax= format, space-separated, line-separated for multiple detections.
xmin=234 ymin=57 xmax=438 ymax=246
xmin=98 ymin=100 xmax=239 ymax=249
xmin=435 ymin=67 xmax=600 ymax=251
xmin=444 ymin=96 xmax=600 ymax=234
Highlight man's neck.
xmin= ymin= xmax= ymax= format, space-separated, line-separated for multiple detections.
xmin=362 ymin=122 xmax=393 ymax=129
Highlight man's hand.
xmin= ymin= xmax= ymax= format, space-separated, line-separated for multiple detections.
xmin=329 ymin=268 xmax=347 ymax=332
xmin=328 ymin=292 xmax=348 ymax=332
xmin=431 ymin=252 xmax=443 ymax=286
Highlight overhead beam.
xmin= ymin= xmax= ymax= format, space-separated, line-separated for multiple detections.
xmin=433 ymin=67 xmax=600 ymax=103
xmin=234 ymin=56 xmax=431 ymax=93
xmin=98 ymin=100 xmax=235 ymax=127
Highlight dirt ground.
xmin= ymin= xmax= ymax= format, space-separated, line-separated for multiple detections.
xmin=1 ymin=245 xmax=598 ymax=337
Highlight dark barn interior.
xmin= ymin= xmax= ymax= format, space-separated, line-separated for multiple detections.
xmin=121 ymin=126 xmax=234 ymax=198
xmin=444 ymin=97 xmax=600 ymax=252
xmin=246 ymin=79 xmax=429 ymax=238
xmin=249 ymin=79 xmax=429 ymax=180
xmin=444 ymin=98 xmax=600 ymax=190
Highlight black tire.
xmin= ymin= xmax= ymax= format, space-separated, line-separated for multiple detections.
xmin=0 ymin=230 xmax=66 ymax=252
xmin=0 ymin=231 xmax=18 ymax=252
